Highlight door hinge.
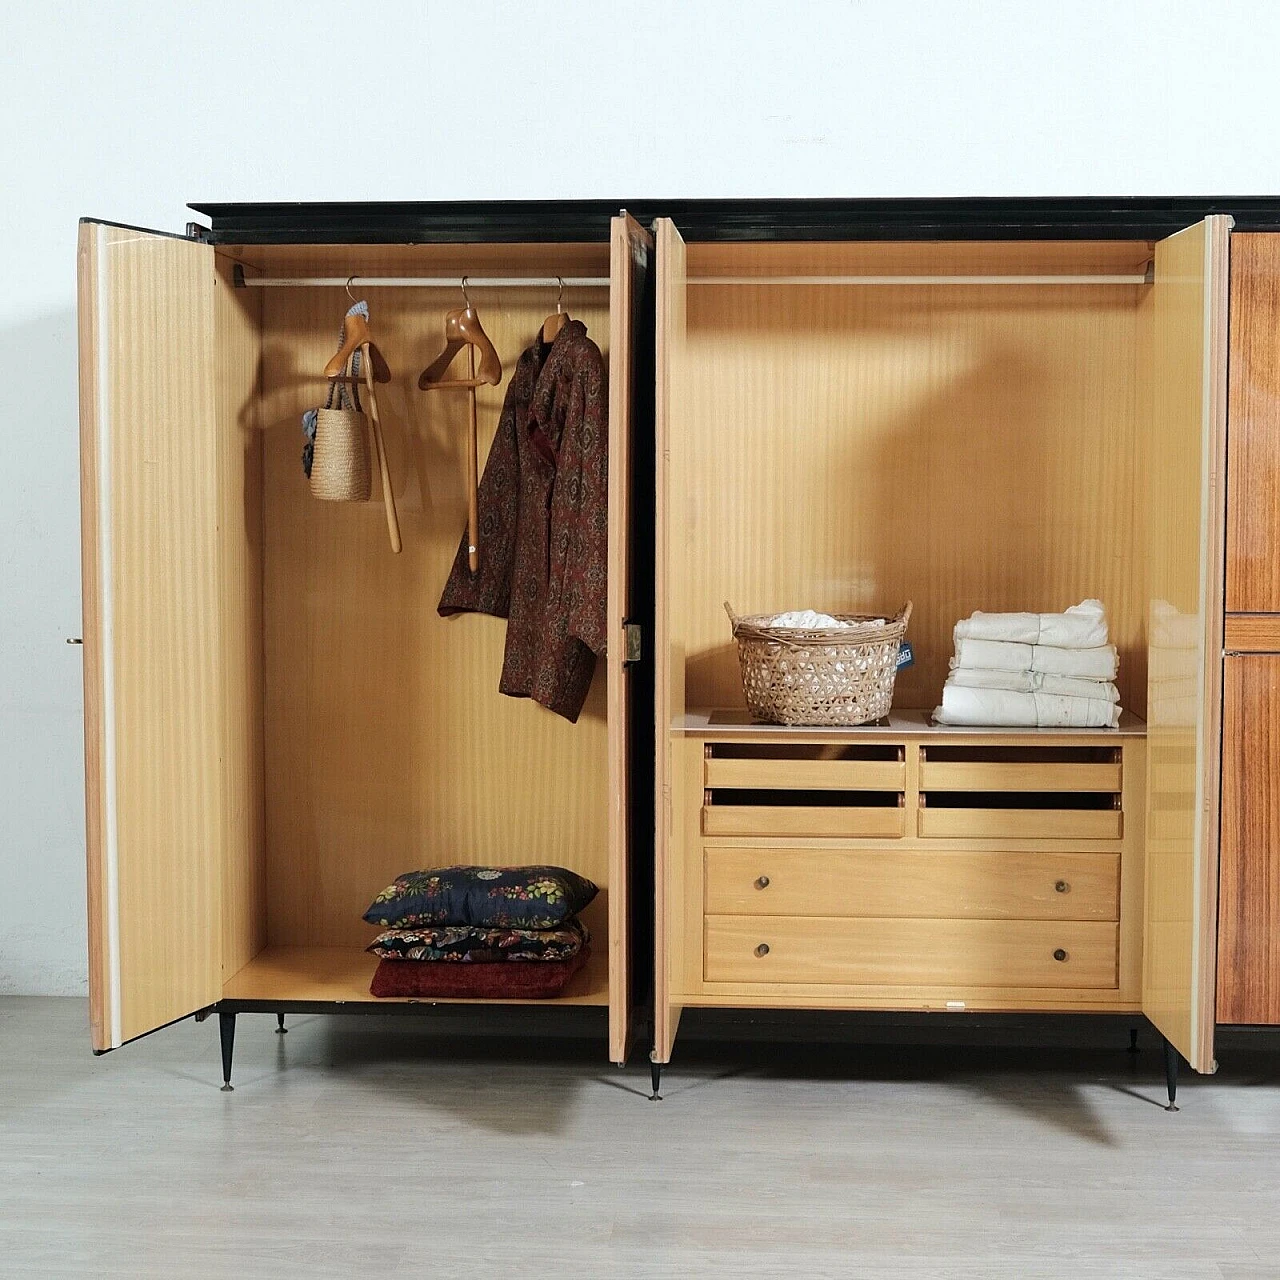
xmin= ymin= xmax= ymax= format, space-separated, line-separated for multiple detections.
xmin=623 ymin=622 xmax=643 ymax=666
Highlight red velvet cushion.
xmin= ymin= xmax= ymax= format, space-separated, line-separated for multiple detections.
xmin=370 ymin=948 xmax=590 ymax=999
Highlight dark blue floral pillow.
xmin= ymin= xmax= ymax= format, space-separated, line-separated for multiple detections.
xmin=363 ymin=865 xmax=598 ymax=930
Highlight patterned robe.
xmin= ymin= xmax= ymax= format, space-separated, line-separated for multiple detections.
xmin=438 ymin=320 xmax=608 ymax=723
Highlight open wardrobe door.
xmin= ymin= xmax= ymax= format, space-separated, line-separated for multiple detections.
xmin=1143 ymin=214 xmax=1233 ymax=1073
xmin=607 ymin=214 xmax=654 ymax=1064
xmin=78 ymin=221 xmax=228 ymax=1050
xmin=652 ymin=218 xmax=687 ymax=1066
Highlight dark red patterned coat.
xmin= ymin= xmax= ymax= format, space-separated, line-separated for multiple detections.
xmin=438 ymin=320 xmax=608 ymax=722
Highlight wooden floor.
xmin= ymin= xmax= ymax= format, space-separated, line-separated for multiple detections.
xmin=3 ymin=998 xmax=1280 ymax=1278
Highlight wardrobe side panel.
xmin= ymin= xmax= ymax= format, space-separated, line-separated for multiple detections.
xmin=606 ymin=214 xmax=654 ymax=1061
xmin=214 ymin=255 xmax=267 ymax=981
xmin=258 ymin=252 xmax=614 ymax=951
xmin=1143 ymin=217 xmax=1230 ymax=1072
xmin=1217 ymin=656 xmax=1280 ymax=1023
xmin=654 ymin=219 xmax=687 ymax=1062
xmin=78 ymin=222 xmax=224 ymax=1047
xmin=1226 ymin=234 xmax=1280 ymax=613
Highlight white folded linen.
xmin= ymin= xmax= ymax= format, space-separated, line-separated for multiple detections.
xmin=766 ymin=610 xmax=884 ymax=629
xmin=947 ymin=666 xmax=1120 ymax=704
xmin=934 ymin=683 xmax=1121 ymax=729
xmin=953 ymin=599 xmax=1109 ymax=649
xmin=951 ymin=637 xmax=1119 ymax=680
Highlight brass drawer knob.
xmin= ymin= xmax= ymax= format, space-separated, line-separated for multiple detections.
xmin=1055 ymin=880 xmax=1070 ymax=894
xmin=1053 ymin=948 xmax=1069 ymax=962
xmin=754 ymin=875 xmax=771 ymax=890
xmin=754 ymin=943 xmax=770 ymax=957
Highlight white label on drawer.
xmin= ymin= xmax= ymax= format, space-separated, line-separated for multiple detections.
xmin=946 ymin=1001 xmax=966 ymax=1010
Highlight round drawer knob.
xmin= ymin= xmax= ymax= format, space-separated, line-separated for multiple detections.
xmin=1053 ymin=948 xmax=1069 ymax=962
xmin=754 ymin=875 xmax=771 ymax=890
xmin=754 ymin=943 xmax=770 ymax=958
xmin=1055 ymin=880 xmax=1070 ymax=894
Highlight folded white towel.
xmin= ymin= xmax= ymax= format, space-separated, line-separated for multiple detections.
xmin=953 ymin=599 xmax=1109 ymax=649
xmin=951 ymin=638 xmax=1119 ymax=681
xmin=934 ymin=684 xmax=1121 ymax=729
xmin=948 ymin=666 xmax=1121 ymax=704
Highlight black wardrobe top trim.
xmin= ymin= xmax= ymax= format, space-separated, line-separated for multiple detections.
xmin=188 ymin=197 xmax=1280 ymax=245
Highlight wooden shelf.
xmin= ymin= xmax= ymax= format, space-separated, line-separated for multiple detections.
xmin=676 ymin=708 xmax=1147 ymax=741
xmin=222 ymin=937 xmax=609 ymax=1007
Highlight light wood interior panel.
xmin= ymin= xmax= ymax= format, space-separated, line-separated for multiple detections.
xmin=1142 ymin=217 xmax=1230 ymax=1072
xmin=1217 ymin=656 xmax=1280 ymax=1024
xmin=674 ymin=240 xmax=1152 ymax=719
xmin=79 ymin=223 xmax=225 ymax=1046
xmin=256 ymin=243 xmax=613 ymax=950
xmin=1226 ymin=234 xmax=1280 ymax=612
xmin=213 ymin=255 xmax=267 ymax=980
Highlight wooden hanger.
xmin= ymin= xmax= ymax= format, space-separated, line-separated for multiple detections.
xmin=323 ymin=281 xmax=392 ymax=382
xmin=359 ymin=341 xmax=402 ymax=555
xmin=541 ymin=276 xmax=569 ymax=343
xmin=417 ymin=281 xmax=503 ymax=390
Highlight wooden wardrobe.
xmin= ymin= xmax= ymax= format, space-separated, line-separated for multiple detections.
xmin=77 ymin=206 xmax=653 ymax=1076
xmin=649 ymin=202 xmax=1280 ymax=1104
xmin=77 ymin=199 xmax=1280 ymax=1097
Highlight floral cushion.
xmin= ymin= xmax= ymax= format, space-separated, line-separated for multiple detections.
xmin=370 ymin=950 xmax=590 ymax=999
xmin=367 ymin=919 xmax=589 ymax=963
xmin=363 ymin=865 xmax=598 ymax=930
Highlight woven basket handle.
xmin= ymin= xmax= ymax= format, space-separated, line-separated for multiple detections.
xmin=898 ymin=601 xmax=913 ymax=628
xmin=723 ymin=601 xmax=740 ymax=631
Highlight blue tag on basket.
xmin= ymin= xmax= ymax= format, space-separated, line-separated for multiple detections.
xmin=897 ymin=641 xmax=915 ymax=670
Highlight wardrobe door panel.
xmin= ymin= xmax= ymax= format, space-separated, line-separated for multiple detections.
xmin=607 ymin=213 xmax=654 ymax=1064
xmin=1217 ymin=656 xmax=1280 ymax=1023
xmin=653 ymin=217 xmax=687 ymax=1064
xmin=1143 ymin=215 xmax=1232 ymax=1072
xmin=1226 ymin=234 xmax=1280 ymax=612
xmin=78 ymin=221 xmax=225 ymax=1050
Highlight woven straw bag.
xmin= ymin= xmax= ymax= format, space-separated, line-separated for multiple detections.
xmin=309 ymin=353 xmax=371 ymax=502
xmin=726 ymin=601 xmax=913 ymax=727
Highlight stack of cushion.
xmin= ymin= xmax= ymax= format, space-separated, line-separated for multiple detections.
xmin=362 ymin=865 xmax=598 ymax=999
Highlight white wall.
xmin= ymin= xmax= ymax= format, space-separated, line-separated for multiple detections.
xmin=4 ymin=0 xmax=1280 ymax=994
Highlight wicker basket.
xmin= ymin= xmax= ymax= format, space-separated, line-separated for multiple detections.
xmin=726 ymin=601 xmax=913 ymax=727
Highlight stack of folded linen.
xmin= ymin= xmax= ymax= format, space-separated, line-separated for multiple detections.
xmin=362 ymin=865 xmax=598 ymax=999
xmin=934 ymin=600 xmax=1122 ymax=728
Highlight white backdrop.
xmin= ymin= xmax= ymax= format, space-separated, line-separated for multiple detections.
xmin=3 ymin=0 xmax=1279 ymax=994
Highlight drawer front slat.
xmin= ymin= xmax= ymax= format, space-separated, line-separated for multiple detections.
xmin=705 ymin=757 xmax=906 ymax=791
xmin=703 ymin=805 xmax=906 ymax=839
xmin=705 ymin=916 xmax=1119 ymax=988
xmin=705 ymin=848 xmax=1119 ymax=920
xmin=919 ymin=761 xmax=1121 ymax=793
xmin=917 ymin=808 xmax=1122 ymax=840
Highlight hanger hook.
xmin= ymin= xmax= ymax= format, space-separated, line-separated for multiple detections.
xmin=557 ymin=275 xmax=565 ymax=315
xmin=461 ymin=275 xmax=472 ymax=307
xmin=345 ymin=275 xmax=357 ymax=302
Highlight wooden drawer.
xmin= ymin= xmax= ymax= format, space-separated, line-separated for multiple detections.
xmin=917 ymin=806 xmax=1122 ymax=840
xmin=704 ymin=916 xmax=1119 ymax=988
xmin=704 ymin=755 xmax=906 ymax=792
xmin=704 ymin=847 xmax=1120 ymax=920
xmin=703 ymin=803 xmax=906 ymax=839
xmin=919 ymin=759 xmax=1122 ymax=793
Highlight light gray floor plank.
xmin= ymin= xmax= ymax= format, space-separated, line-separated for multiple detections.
xmin=1 ymin=997 xmax=1278 ymax=1278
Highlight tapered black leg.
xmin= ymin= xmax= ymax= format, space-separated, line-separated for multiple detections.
xmin=1128 ymin=1026 xmax=1140 ymax=1054
xmin=649 ymin=1060 xmax=663 ymax=1101
xmin=275 ymin=1013 xmax=287 ymax=1034
xmin=219 ymin=1011 xmax=236 ymax=1092
xmin=1163 ymin=1036 xmax=1180 ymax=1112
